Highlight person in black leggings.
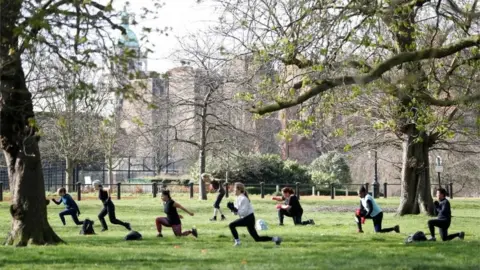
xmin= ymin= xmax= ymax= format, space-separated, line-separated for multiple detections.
xmin=273 ymin=187 xmax=314 ymax=226
xmin=52 ymin=187 xmax=83 ymax=226
xmin=428 ymin=188 xmax=465 ymax=241
xmin=208 ymin=177 xmax=226 ymax=221
xmin=93 ymin=180 xmax=131 ymax=232
xmin=227 ymin=182 xmax=282 ymax=247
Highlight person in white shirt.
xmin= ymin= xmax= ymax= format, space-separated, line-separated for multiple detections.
xmin=227 ymin=182 xmax=282 ymax=246
xmin=355 ymin=186 xmax=400 ymax=234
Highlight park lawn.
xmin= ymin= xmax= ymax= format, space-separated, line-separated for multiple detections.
xmin=0 ymin=195 xmax=478 ymax=270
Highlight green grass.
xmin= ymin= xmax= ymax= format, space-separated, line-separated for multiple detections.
xmin=0 ymin=195 xmax=478 ymax=270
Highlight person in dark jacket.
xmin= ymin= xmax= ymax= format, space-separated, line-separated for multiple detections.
xmin=52 ymin=187 xmax=83 ymax=226
xmin=273 ymin=187 xmax=314 ymax=226
xmin=206 ymin=175 xmax=226 ymax=221
xmin=155 ymin=190 xmax=198 ymax=238
xmin=428 ymin=188 xmax=465 ymax=241
xmin=92 ymin=180 xmax=131 ymax=232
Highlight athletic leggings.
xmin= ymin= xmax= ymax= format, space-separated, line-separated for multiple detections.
xmin=356 ymin=211 xmax=396 ymax=233
xmin=155 ymin=217 xmax=192 ymax=236
xmin=59 ymin=208 xmax=83 ymax=225
xmin=278 ymin=209 xmax=310 ymax=225
xmin=428 ymin=219 xmax=461 ymax=241
xmin=229 ymin=213 xmax=272 ymax=241
xmin=98 ymin=200 xmax=129 ymax=230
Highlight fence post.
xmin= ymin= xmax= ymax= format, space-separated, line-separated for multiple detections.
xmin=0 ymin=182 xmax=3 ymax=202
xmin=295 ymin=182 xmax=300 ymax=200
xmin=276 ymin=185 xmax=279 ymax=194
xmin=365 ymin=183 xmax=369 ymax=194
xmin=345 ymin=187 xmax=349 ymax=196
xmin=77 ymin=182 xmax=82 ymax=201
xmin=153 ymin=182 xmax=158 ymax=198
xmin=449 ymin=182 xmax=453 ymax=199
xmin=127 ymin=156 xmax=131 ymax=180
xmin=330 ymin=184 xmax=335 ymax=200
xmin=189 ymin=182 xmax=194 ymax=199
xmin=384 ymin=183 xmax=388 ymax=199
xmin=117 ymin=182 xmax=121 ymax=200
xmin=260 ymin=182 xmax=265 ymax=199
xmin=312 ymin=186 xmax=315 ymax=196
xmin=225 ymin=182 xmax=229 ymax=198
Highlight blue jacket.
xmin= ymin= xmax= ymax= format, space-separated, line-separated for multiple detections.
xmin=54 ymin=194 xmax=80 ymax=214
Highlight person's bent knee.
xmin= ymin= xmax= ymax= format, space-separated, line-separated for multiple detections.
xmin=229 ymin=222 xmax=235 ymax=229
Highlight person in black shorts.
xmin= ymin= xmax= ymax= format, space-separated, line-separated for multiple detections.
xmin=155 ymin=190 xmax=198 ymax=238
xmin=92 ymin=180 xmax=131 ymax=232
xmin=428 ymin=188 xmax=465 ymax=241
xmin=205 ymin=174 xmax=226 ymax=221
xmin=273 ymin=187 xmax=314 ymax=226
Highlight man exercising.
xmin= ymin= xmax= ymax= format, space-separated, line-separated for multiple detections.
xmin=428 ymin=188 xmax=465 ymax=241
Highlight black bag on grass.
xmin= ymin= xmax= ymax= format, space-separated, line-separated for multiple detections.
xmin=125 ymin=231 xmax=142 ymax=241
xmin=405 ymin=231 xmax=427 ymax=243
xmin=80 ymin=219 xmax=95 ymax=235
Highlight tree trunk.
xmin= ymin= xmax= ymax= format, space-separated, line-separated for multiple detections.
xmin=65 ymin=158 xmax=74 ymax=192
xmin=108 ymin=156 xmax=114 ymax=185
xmin=198 ymin=148 xmax=207 ymax=200
xmin=397 ymin=127 xmax=434 ymax=216
xmin=1 ymin=3 xmax=63 ymax=243
xmin=198 ymin=101 xmax=208 ymax=200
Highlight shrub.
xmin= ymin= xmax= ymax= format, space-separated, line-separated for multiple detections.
xmin=309 ymin=151 xmax=352 ymax=187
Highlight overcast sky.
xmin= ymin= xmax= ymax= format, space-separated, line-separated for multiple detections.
xmin=113 ymin=0 xmax=219 ymax=73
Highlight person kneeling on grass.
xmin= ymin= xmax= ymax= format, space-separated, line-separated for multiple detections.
xmin=155 ymin=190 xmax=198 ymax=238
xmin=52 ymin=187 xmax=84 ymax=226
xmin=92 ymin=180 xmax=131 ymax=232
xmin=273 ymin=187 xmax=314 ymax=226
xmin=428 ymin=188 xmax=465 ymax=241
xmin=355 ymin=186 xmax=400 ymax=234
xmin=228 ymin=182 xmax=282 ymax=247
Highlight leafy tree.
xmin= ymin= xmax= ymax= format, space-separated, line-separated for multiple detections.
xmin=0 ymin=0 xmax=161 ymax=246
xmin=309 ymin=152 xmax=352 ymax=187
xmin=210 ymin=0 xmax=480 ymax=215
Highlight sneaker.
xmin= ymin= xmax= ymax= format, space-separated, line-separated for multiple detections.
xmin=221 ymin=215 xmax=226 ymax=221
xmin=357 ymin=229 xmax=364 ymax=233
xmin=428 ymin=237 xmax=436 ymax=241
xmin=309 ymin=219 xmax=315 ymax=225
xmin=394 ymin=225 xmax=400 ymax=233
xmin=101 ymin=228 xmax=108 ymax=232
xmin=459 ymin=232 xmax=465 ymax=240
xmin=125 ymin=223 xmax=132 ymax=231
xmin=233 ymin=241 xmax=241 ymax=246
xmin=273 ymin=236 xmax=282 ymax=246
xmin=157 ymin=233 xmax=163 ymax=237
xmin=209 ymin=217 xmax=217 ymax=221
xmin=278 ymin=223 xmax=284 ymax=226
xmin=192 ymin=228 xmax=198 ymax=238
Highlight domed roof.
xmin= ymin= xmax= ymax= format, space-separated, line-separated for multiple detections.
xmin=118 ymin=8 xmax=139 ymax=48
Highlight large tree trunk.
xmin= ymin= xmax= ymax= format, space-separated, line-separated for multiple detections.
xmin=108 ymin=156 xmax=114 ymax=185
xmin=397 ymin=127 xmax=435 ymax=216
xmin=198 ymin=103 xmax=208 ymax=200
xmin=4 ymin=143 xmax=64 ymax=246
xmin=1 ymin=2 xmax=63 ymax=244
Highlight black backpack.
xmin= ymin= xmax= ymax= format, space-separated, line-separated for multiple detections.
xmin=405 ymin=231 xmax=427 ymax=243
xmin=125 ymin=230 xmax=142 ymax=241
xmin=80 ymin=219 xmax=95 ymax=235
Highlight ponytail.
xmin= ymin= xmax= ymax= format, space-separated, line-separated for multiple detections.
xmin=234 ymin=182 xmax=249 ymax=201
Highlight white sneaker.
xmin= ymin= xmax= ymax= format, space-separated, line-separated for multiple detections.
xmin=273 ymin=236 xmax=282 ymax=245
xmin=233 ymin=241 xmax=241 ymax=246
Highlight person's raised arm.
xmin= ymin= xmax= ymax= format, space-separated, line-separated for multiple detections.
xmin=174 ymin=202 xmax=194 ymax=216
xmin=51 ymin=197 xmax=62 ymax=205
xmin=365 ymin=200 xmax=374 ymax=217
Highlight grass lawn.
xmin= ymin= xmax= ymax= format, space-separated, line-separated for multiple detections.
xmin=0 ymin=194 xmax=478 ymax=270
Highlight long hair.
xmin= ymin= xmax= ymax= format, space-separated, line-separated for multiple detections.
xmin=234 ymin=182 xmax=249 ymax=200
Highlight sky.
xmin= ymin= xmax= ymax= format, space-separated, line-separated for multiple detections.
xmin=113 ymin=0 xmax=219 ymax=73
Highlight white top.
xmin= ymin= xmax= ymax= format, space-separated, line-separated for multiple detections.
xmin=360 ymin=194 xmax=382 ymax=217
xmin=235 ymin=194 xmax=254 ymax=218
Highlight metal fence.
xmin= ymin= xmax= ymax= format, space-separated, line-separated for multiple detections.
xmin=0 ymin=181 xmax=455 ymax=202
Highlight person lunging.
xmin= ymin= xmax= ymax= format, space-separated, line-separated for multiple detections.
xmin=228 ymin=182 xmax=282 ymax=247
xmin=155 ymin=190 xmax=197 ymax=238
xmin=355 ymin=186 xmax=399 ymax=234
